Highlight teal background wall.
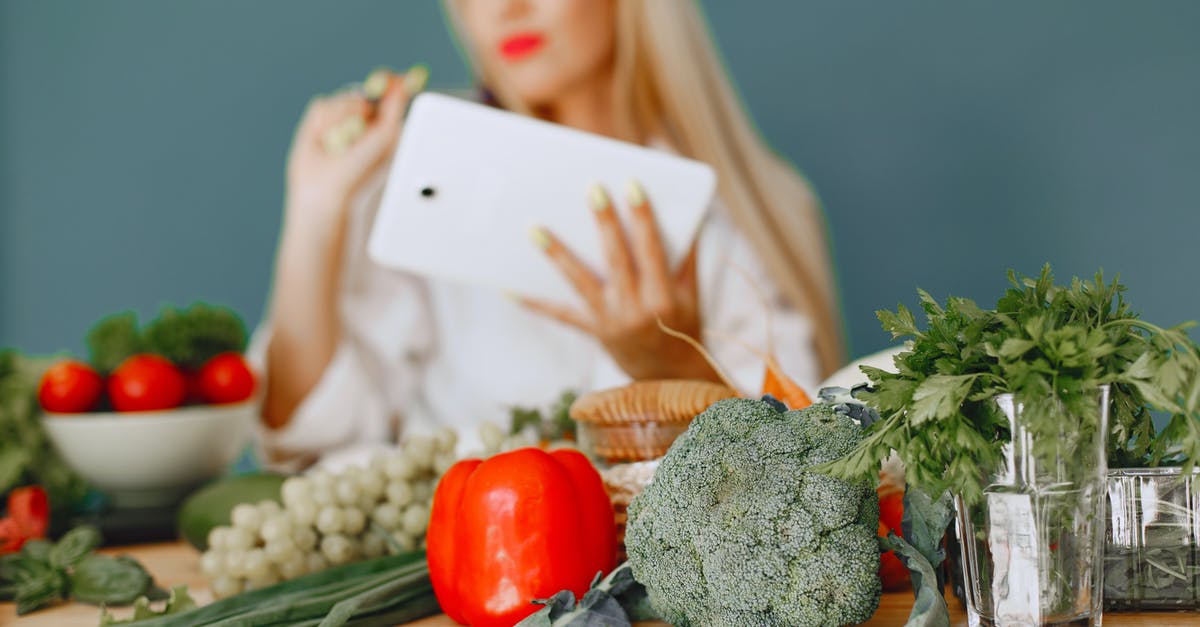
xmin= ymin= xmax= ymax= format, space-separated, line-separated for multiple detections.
xmin=2 ymin=1 xmax=1199 ymax=361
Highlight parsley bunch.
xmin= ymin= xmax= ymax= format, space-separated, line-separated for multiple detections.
xmin=828 ymin=266 xmax=1200 ymax=505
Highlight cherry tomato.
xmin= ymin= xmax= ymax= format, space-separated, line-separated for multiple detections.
xmin=38 ymin=360 xmax=103 ymax=413
xmin=8 ymin=486 xmax=49 ymax=539
xmin=0 ymin=517 xmax=24 ymax=553
xmin=196 ymin=352 xmax=256 ymax=404
xmin=108 ymin=354 xmax=187 ymax=412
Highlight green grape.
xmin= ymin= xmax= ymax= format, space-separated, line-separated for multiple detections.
xmin=401 ymin=503 xmax=429 ymax=537
xmin=316 ymin=506 xmax=345 ymax=535
xmin=200 ymin=551 xmax=225 ymax=577
xmin=211 ymin=575 xmax=243 ymax=599
xmin=226 ymin=527 xmax=257 ymax=552
xmin=335 ymin=477 xmax=362 ymax=506
xmin=389 ymin=531 xmax=416 ymax=553
xmin=305 ymin=551 xmax=330 ymax=575
xmin=384 ymin=456 xmax=418 ymax=481
xmin=288 ymin=499 xmax=318 ymax=527
xmin=362 ymin=532 xmax=386 ymax=559
xmin=265 ymin=537 xmax=297 ymax=565
xmin=371 ymin=503 xmax=402 ymax=531
xmin=281 ymin=476 xmax=312 ymax=508
xmin=207 ymin=526 xmax=233 ymax=552
xmin=242 ymin=548 xmax=269 ymax=579
xmin=278 ymin=553 xmax=307 ymax=580
xmin=320 ymin=534 xmax=357 ymax=565
xmin=386 ymin=482 xmax=413 ymax=506
xmin=342 ymin=507 xmax=366 ymax=536
xmin=359 ymin=469 xmax=386 ymax=501
xmin=231 ymin=503 xmax=263 ymax=531
xmin=293 ymin=525 xmax=318 ymax=552
xmin=260 ymin=514 xmax=292 ymax=544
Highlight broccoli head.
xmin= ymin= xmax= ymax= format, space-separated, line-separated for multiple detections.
xmin=624 ymin=398 xmax=881 ymax=627
xmin=142 ymin=303 xmax=247 ymax=370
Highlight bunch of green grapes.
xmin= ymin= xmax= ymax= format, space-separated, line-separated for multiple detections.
xmin=199 ymin=428 xmax=459 ymax=598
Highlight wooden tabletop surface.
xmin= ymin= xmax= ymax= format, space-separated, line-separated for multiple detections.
xmin=3 ymin=541 xmax=1197 ymax=626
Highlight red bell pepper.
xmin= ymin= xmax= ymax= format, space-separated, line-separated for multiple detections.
xmin=0 ymin=485 xmax=50 ymax=553
xmin=427 ymin=448 xmax=617 ymax=627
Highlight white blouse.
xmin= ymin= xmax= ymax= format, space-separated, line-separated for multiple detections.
xmin=248 ymin=171 xmax=819 ymax=468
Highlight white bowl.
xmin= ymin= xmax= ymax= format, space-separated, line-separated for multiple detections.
xmin=819 ymin=345 xmax=906 ymax=391
xmin=42 ymin=402 xmax=256 ymax=508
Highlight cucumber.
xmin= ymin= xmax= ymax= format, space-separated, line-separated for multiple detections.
xmin=177 ymin=472 xmax=286 ymax=550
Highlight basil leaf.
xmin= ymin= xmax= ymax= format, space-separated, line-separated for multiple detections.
xmin=14 ymin=568 xmax=66 ymax=615
xmin=0 ymin=554 xmax=55 ymax=585
xmin=69 ymin=554 xmax=151 ymax=605
xmin=50 ymin=524 xmax=102 ymax=568
xmin=20 ymin=539 xmax=53 ymax=562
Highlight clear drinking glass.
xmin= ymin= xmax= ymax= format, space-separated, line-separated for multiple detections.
xmin=1105 ymin=467 xmax=1200 ymax=609
xmin=955 ymin=386 xmax=1110 ymax=626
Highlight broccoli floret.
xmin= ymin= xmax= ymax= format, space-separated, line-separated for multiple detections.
xmin=625 ymin=398 xmax=881 ymax=627
xmin=86 ymin=311 xmax=144 ymax=373
xmin=142 ymin=303 xmax=247 ymax=370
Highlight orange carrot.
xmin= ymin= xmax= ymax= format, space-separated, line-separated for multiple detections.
xmin=760 ymin=355 xmax=813 ymax=409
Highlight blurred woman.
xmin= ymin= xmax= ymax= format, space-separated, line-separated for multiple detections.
xmin=255 ymin=0 xmax=844 ymax=466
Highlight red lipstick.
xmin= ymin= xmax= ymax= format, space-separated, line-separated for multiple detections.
xmin=499 ymin=32 xmax=544 ymax=60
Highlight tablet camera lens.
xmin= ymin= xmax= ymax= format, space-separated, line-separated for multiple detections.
xmin=420 ymin=186 xmax=436 ymax=199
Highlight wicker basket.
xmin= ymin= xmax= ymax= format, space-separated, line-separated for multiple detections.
xmin=570 ymin=379 xmax=738 ymax=464
xmin=571 ymin=379 xmax=739 ymax=556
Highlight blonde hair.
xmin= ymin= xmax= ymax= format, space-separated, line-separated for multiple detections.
xmin=443 ymin=0 xmax=846 ymax=376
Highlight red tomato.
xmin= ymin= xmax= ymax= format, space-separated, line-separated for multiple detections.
xmin=8 ymin=486 xmax=49 ymax=539
xmin=878 ymin=485 xmax=911 ymax=591
xmin=196 ymin=352 xmax=256 ymax=404
xmin=0 ymin=517 xmax=24 ymax=553
xmin=108 ymin=354 xmax=187 ymax=412
xmin=38 ymin=360 xmax=103 ymax=413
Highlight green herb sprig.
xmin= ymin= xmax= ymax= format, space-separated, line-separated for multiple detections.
xmin=827 ymin=265 xmax=1200 ymax=506
xmin=0 ymin=526 xmax=164 ymax=615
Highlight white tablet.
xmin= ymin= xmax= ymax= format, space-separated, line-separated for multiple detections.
xmin=367 ymin=93 xmax=716 ymax=303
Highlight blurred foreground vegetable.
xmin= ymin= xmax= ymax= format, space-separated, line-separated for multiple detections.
xmin=0 ymin=486 xmax=49 ymax=554
xmin=0 ymin=351 xmax=87 ymax=509
xmin=427 ymin=447 xmax=617 ymax=627
xmin=98 ymin=551 xmax=438 ymax=627
xmin=87 ymin=304 xmax=247 ymax=376
xmin=198 ymin=431 xmax=458 ymax=595
xmin=0 ymin=525 xmax=162 ymax=615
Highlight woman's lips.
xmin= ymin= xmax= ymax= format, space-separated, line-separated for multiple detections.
xmin=499 ymin=33 xmax=544 ymax=60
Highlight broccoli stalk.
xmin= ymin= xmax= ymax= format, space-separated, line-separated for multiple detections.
xmin=625 ymin=398 xmax=882 ymax=626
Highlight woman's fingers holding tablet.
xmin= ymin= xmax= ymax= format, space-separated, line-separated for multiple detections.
xmin=529 ymin=226 xmax=606 ymax=315
xmin=587 ymin=184 xmax=639 ymax=312
xmin=624 ymin=181 xmax=673 ymax=313
xmin=520 ymin=183 xmax=712 ymax=381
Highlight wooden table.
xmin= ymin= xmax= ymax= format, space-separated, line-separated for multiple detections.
xmin=2 ymin=542 xmax=1195 ymax=625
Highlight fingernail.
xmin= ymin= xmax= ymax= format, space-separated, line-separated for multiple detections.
xmin=502 ymin=290 xmax=520 ymax=302
xmin=404 ymin=64 xmax=430 ymax=94
xmin=587 ymin=183 xmax=610 ymax=212
xmin=625 ymin=180 xmax=646 ymax=207
xmin=529 ymin=226 xmax=551 ymax=250
xmin=362 ymin=67 xmax=393 ymax=101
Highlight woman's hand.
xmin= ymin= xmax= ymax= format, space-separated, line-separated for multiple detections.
xmin=284 ymin=66 xmax=425 ymax=234
xmin=518 ymin=182 xmax=720 ymax=382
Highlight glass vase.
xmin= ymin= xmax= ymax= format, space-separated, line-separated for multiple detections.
xmin=1105 ymin=467 xmax=1200 ymax=609
xmin=955 ymin=386 xmax=1110 ymax=626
